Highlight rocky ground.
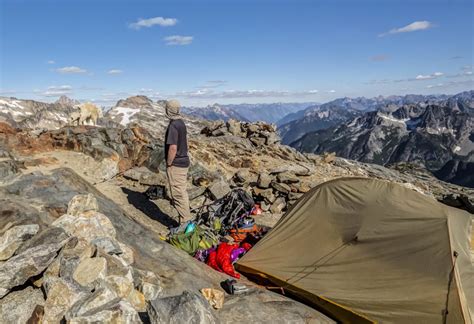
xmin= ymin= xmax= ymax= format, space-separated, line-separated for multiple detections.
xmin=0 ymin=115 xmax=473 ymax=323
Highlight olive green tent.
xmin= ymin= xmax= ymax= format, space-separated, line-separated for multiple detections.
xmin=237 ymin=178 xmax=473 ymax=323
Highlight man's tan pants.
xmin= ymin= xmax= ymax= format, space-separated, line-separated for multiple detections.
xmin=166 ymin=166 xmax=191 ymax=223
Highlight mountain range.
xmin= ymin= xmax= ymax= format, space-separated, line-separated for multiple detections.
xmin=290 ymin=91 xmax=474 ymax=187
xmin=183 ymin=102 xmax=314 ymax=124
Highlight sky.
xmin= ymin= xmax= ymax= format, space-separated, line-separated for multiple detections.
xmin=0 ymin=0 xmax=473 ymax=107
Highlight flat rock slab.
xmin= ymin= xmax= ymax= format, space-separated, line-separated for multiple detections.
xmin=0 ymin=224 xmax=39 ymax=260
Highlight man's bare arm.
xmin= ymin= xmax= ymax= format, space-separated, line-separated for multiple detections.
xmin=167 ymin=144 xmax=177 ymax=166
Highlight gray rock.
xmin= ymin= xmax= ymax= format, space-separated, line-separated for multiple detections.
xmin=188 ymin=185 xmax=206 ymax=200
xmin=233 ymin=170 xmax=257 ymax=185
xmin=288 ymin=192 xmax=304 ymax=201
xmin=253 ymin=188 xmax=276 ymax=204
xmin=0 ymin=160 xmax=19 ymax=179
xmin=277 ymin=172 xmax=300 ymax=184
xmin=270 ymin=197 xmax=286 ymax=214
xmin=42 ymin=277 xmax=86 ymax=323
xmin=249 ymin=136 xmax=265 ymax=147
xmin=73 ymin=257 xmax=107 ymax=288
xmin=271 ymin=181 xmax=291 ymax=195
xmin=208 ymin=180 xmax=231 ymax=200
xmin=123 ymin=167 xmax=166 ymax=186
xmin=0 ymin=224 xmax=39 ymax=261
xmin=68 ymin=300 xmax=141 ymax=324
xmin=133 ymin=269 xmax=163 ymax=301
xmin=52 ymin=211 xmax=117 ymax=242
xmin=226 ymin=119 xmax=243 ymax=136
xmin=92 ymin=237 xmax=123 ymax=255
xmin=0 ymin=239 xmax=68 ymax=298
xmin=0 ymin=286 xmax=45 ymax=324
xmin=67 ymin=193 xmax=99 ymax=216
xmin=16 ymin=226 xmax=69 ymax=255
xmin=148 ymin=291 xmax=218 ymax=324
xmin=67 ymin=285 xmax=119 ymax=318
xmin=257 ymin=173 xmax=273 ymax=188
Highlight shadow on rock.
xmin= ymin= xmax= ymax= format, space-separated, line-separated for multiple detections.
xmin=121 ymin=187 xmax=178 ymax=228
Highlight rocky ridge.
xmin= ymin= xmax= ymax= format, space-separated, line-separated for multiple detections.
xmin=1 ymin=97 xmax=473 ymax=322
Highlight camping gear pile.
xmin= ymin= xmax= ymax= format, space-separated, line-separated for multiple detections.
xmin=168 ymin=189 xmax=268 ymax=278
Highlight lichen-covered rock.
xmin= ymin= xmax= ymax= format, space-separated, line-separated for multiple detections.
xmin=0 ymin=224 xmax=39 ymax=260
xmin=148 ymin=291 xmax=218 ymax=324
xmin=0 ymin=286 xmax=45 ymax=323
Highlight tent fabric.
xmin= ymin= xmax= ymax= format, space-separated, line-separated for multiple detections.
xmin=237 ymin=177 xmax=474 ymax=324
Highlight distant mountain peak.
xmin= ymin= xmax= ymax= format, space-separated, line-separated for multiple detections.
xmin=55 ymin=95 xmax=79 ymax=107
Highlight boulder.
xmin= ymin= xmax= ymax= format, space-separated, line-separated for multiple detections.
xmin=0 ymin=237 xmax=69 ymax=298
xmin=123 ymin=167 xmax=166 ymax=186
xmin=0 ymin=224 xmax=39 ymax=260
xmin=270 ymin=197 xmax=286 ymax=214
xmin=126 ymin=289 xmax=146 ymax=312
xmin=277 ymin=172 xmax=300 ymax=184
xmin=133 ymin=269 xmax=163 ymax=301
xmin=271 ymin=182 xmax=291 ymax=195
xmin=253 ymin=188 xmax=276 ymax=204
xmin=0 ymin=286 xmax=45 ymax=324
xmin=257 ymin=173 xmax=273 ymax=189
xmin=42 ymin=277 xmax=86 ymax=323
xmin=105 ymin=275 xmax=134 ymax=299
xmin=92 ymin=237 xmax=122 ymax=255
xmin=72 ymin=257 xmax=107 ymax=288
xmin=147 ymin=291 xmax=218 ymax=324
xmin=226 ymin=119 xmax=243 ymax=136
xmin=68 ymin=300 xmax=141 ymax=324
xmin=207 ymin=180 xmax=231 ymax=200
xmin=52 ymin=211 xmax=116 ymax=242
xmin=66 ymin=285 xmax=119 ymax=319
xmin=67 ymin=194 xmax=99 ymax=216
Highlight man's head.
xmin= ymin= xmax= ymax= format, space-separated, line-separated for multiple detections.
xmin=165 ymin=99 xmax=181 ymax=120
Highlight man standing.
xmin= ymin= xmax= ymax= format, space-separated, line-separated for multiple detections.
xmin=164 ymin=99 xmax=191 ymax=224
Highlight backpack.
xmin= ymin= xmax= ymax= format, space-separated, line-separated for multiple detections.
xmin=198 ymin=189 xmax=255 ymax=233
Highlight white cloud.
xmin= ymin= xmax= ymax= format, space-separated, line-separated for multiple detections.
xmin=414 ymin=72 xmax=444 ymax=80
xmin=164 ymin=35 xmax=193 ymax=46
xmin=47 ymin=60 xmax=55 ymax=64
xmin=107 ymin=69 xmax=123 ymax=75
xmin=129 ymin=17 xmax=177 ymax=30
xmin=56 ymin=66 xmax=87 ymax=74
xmin=379 ymin=21 xmax=433 ymax=37
xmin=326 ymin=90 xmax=336 ymax=93
xmin=41 ymin=85 xmax=73 ymax=97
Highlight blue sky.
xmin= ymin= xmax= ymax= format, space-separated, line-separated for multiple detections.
xmin=0 ymin=0 xmax=472 ymax=106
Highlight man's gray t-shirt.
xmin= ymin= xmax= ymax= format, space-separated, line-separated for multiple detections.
xmin=165 ymin=119 xmax=190 ymax=168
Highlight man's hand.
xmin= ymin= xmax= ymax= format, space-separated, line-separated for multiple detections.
xmin=167 ymin=144 xmax=177 ymax=167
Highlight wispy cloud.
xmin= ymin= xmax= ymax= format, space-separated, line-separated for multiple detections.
xmin=450 ymin=56 xmax=463 ymax=60
xmin=446 ymin=65 xmax=473 ymax=78
xmin=56 ymin=66 xmax=87 ymax=74
xmin=39 ymin=85 xmax=73 ymax=97
xmin=164 ymin=35 xmax=193 ymax=45
xmin=426 ymin=79 xmax=474 ymax=89
xmin=47 ymin=60 xmax=55 ymax=64
xmin=415 ymin=72 xmax=443 ymax=80
xmin=107 ymin=69 xmax=123 ymax=75
xmin=370 ymin=54 xmax=389 ymax=62
xmin=175 ymin=89 xmax=321 ymax=99
xmin=379 ymin=21 xmax=434 ymax=37
xmin=129 ymin=17 xmax=177 ymax=30
xmin=196 ymin=80 xmax=228 ymax=90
